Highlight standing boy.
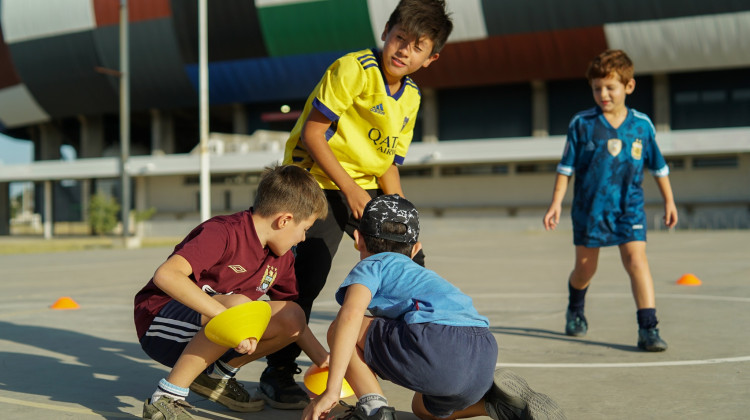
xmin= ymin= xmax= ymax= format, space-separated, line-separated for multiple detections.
xmin=303 ymin=194 xmax=566 ymax=420
xmin=260 ymin=0 xmax=454 ymax=408
xmin=134 ymin=165 xmax=330 ymax=419
xmin=543 ymin=49 xmax=678 ymax=351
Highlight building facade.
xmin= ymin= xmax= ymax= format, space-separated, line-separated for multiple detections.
xmin=1 ymin=0 xmax=749 ymax=236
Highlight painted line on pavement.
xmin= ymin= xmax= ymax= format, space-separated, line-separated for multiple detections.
xmin=498 ymin=355 xmax=750 ymax=369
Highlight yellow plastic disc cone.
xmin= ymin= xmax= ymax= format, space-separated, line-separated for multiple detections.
xmin=204 ymin=301 xmax=272 ymax=348
xmin=303 ymin=365 xmax=355 ymax=398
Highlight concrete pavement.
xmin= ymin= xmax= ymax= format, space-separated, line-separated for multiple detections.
xmin=1 ymin=216 xmax=748 ymax=419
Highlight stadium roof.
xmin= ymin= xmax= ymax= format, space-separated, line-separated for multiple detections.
xmin=1 ymin=0 xmax=749 ymax=129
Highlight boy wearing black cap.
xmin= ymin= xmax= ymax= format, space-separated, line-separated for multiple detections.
xmin=302 ymin=195 xmax=566 ymax=420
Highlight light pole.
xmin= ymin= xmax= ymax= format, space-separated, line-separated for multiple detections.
xmin=198 ymin=0 xmax=210 ymax=221
xmin=119 ymin=0 xmax=131 ymax=238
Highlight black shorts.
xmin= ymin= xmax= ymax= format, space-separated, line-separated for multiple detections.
xmin=365 ymin=318 xmax=498 ymax=418
xmin=139 ymin=299 xmax=241 ymax=368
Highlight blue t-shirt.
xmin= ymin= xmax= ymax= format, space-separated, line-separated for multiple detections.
xmin=335 ymin=253 xmax=489 ymax=327
xmin=557 ymin=107 xmax=669 ymax=247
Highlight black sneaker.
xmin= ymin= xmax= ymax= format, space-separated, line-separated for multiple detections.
xmin=333 ymin=401 xmax=397 ymax=420
xmin=256 ymin=364 xmax=310 ymax=409
xmin=485 ymin=369 xmax=566 ymax=420
xmin=637 ymin=327 xmax=668 ymax=352
xmin=564 ymin=309 xmax=587 ymax=337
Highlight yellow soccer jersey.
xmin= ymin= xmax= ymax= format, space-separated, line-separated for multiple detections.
xmin=283 ymin=48 xmax=421 ymax=190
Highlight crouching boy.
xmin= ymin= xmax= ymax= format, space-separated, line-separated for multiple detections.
xmin=303 ymin=195 xmax=566 ymax=420
xmin=134 ymin=165 xmax=329 ymax=419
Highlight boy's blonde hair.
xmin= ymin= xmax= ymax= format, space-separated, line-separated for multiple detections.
xmin=253 ymin=165 xmax=327 ymax=222
xmin=386 ymin=0 xmax=453 ymax=54
xmin=586 ymin=49 xmax=634 ymax=85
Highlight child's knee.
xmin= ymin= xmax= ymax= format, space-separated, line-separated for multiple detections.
xmin=573 ymin=262 xmax=597 ymax=280
xmin=277 ymin=302 xmax=306 ymax=337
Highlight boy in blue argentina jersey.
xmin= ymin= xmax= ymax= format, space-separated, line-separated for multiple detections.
xmin=304 ymin=195 xmax=565 ymax=420
xmin=543 ymin=50 xmax=678 ymax=352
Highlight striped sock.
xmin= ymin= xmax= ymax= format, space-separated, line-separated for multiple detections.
xmin=151 ymin=378 xmax=189 ymax=403
xmin=207 ymin=359 xmax=239 ymax=380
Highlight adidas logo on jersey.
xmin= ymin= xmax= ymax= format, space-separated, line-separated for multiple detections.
xmin=370 ymin=103 xmax=385 ymax=115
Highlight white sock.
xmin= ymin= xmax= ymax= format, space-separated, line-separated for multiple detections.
xmin=359 ymin=393 xmax=388 ymax=416
xmin=151 ymin=378 xmax=189 ymax=403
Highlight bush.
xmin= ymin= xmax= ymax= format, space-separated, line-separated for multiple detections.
xmin=88 ymin=193 xmax=120 ymax=235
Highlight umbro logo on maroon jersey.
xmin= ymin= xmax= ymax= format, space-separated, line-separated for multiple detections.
xmin=228 ymin=264 xmax=246 ymax=273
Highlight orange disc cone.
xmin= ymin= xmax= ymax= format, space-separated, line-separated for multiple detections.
xmin=51 ymin=296 xmax=80 ymax=310
xmin=676 ymin=273 xmax=702 ymax=286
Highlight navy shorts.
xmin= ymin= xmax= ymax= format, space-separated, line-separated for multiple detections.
xmin=139 ymin=299 xmax=241 ymax=368
xmin=365 ymin=318 xmax=498 ymax=418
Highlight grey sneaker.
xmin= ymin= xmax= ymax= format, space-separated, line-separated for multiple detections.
xmin=142 ymin=396 xmax=194 ymax=420
xmin=190 ymin=373 xmax=264 ymax=412
xmin=256 ymin=364 xmax=310 ymax=409
xmin=637 ymin=328 xmax=668 ymax=352
xmin=564 ymin=309 xmax=587 ymax=337
xmin=485 ymin=369 xmax=566 ymax=420
xmin=333 ymin=401 xmax=397 ymax=420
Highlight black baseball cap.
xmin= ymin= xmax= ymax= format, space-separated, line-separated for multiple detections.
xmin=359 ymin=194 xmax=420 ymax=244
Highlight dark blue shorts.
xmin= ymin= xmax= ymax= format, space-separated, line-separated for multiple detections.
xmin=139 ymin=299 xmax=241 ymax=368
xmin=364 ymin=318 xmax=498 ymax=418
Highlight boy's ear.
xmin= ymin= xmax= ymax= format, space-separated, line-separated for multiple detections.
xmin=381 ymin=24 xmax=390 ymax=42
xmin=275 ymin=212 xmax=294 ymax=229
xmin=421 ymin=53 xmax=439 ymax=69
xmin=353 ymin=229 xmax=363 ymax=251
xmin=410 ymin=241 xmax=423 ymax=259
xmin=625 ymin=78 xmax=636 ymax=94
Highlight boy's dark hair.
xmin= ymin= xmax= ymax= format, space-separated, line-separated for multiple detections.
xmin=253 ymin=165 xmax=327 ymax=221
xmin=362 ymin=221 xmax=415 ymax=257
xmin=586 ymin=49 xmax=634 ymax=85
xmin=386 ymin=0 xmax=453 ymax=54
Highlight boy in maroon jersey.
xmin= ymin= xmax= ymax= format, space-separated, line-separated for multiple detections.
xmin=134 ymin=165 xmax=329 ymax=419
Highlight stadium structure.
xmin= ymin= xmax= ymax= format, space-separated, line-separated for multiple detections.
xmin=0 ymin=0 xmax=749 ymax=238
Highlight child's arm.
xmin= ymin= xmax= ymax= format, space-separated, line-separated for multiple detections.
xmin=378 ymin=164 xmax=405 ymax=197
xmin=296 ymin=324 xmax=329 ymax=368
xmin=302 ymin=108 xmax=372 ymax=219
xmin=303 ymin=284 xmax=372 ymax=420
xmin=153 ymin=254 xmax=227 ymax=319
xmin=654 ymin=175 xmax=678 ymax=228
xmin=543 ymin=173 xmax=571 ymax=231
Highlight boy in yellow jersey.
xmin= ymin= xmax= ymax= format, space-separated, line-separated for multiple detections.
xmin=257 ymin=0 xmax=453 ymax=410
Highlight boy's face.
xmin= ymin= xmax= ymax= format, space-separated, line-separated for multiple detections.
xmin=590 ymin=72 xmax=635 ymax=115
xmin=267 ymin=214 xmax=316 ymax=257
xmin=380 ymin=23 xmax=439 ymax=84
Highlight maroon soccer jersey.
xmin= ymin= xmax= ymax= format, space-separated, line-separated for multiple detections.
xmin=134 ymin=210 xmax=298 ymax=339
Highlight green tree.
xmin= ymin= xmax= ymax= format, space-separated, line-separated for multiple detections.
xmin=88 ymin=193 xmax=120 ymax=235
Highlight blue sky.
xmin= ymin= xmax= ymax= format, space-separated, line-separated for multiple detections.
xmin=0 ymin=133 xmax=33 ymax=165
xmin=1 ymin=133 xmax=33 ymax=198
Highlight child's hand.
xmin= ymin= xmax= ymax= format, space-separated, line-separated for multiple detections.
xmin=663 ymin=202 xmax=678 ymax=228
xmin=543 ymin=205 xmax=561 ymax=231
xmin=344 ymin=186 xmax=372 ymax=220
xmin=302 ymin=392 xmax=339 ymax=420
xmin=234 ymin=337 xmax=258 ymax=355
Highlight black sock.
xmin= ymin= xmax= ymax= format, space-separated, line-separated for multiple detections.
xmin=637 ymin=308 xmax=658 ymax=329
xmin=568 ymin=282 xmax=588 ymax=314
